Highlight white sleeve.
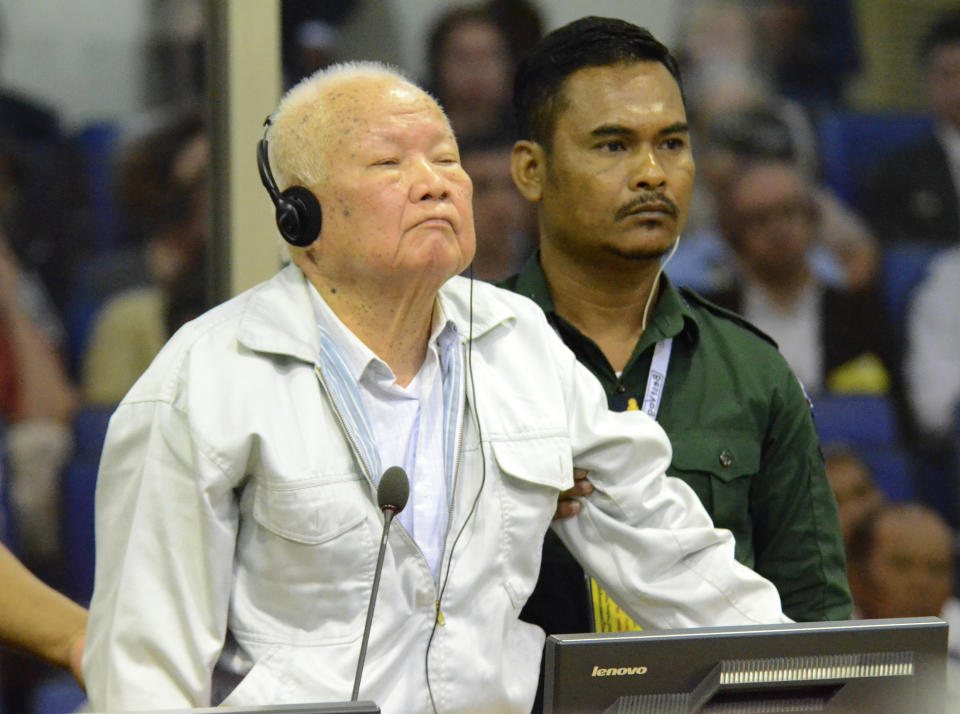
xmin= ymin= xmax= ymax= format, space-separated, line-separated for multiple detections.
xmin=550 ymin=348 xmax=790 ymax=629
xmin=906 ymin=252 xmax=960 ymax=439
xmin=82 ymin=399 xmax=240 ymax=711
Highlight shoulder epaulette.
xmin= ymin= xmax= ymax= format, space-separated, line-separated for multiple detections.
xmin=678 ymin=287 xmax=779 ymax=349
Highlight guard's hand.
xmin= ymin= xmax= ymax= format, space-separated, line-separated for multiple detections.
xmin=553 ymin=468 xmax=594 ymax=520
xmin=68 ymin=632 xmax=86 ymax=691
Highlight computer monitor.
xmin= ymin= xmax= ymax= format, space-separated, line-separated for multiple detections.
xmin=93 ymin=702 xmax=379 ymax=714
xmin=544 ymin=617 xmax=947 ymax=713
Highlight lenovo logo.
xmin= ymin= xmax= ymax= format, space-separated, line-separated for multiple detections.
xmin=591 ymin=665 xmax=648 ymax=677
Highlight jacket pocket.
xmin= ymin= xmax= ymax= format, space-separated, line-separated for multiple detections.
xmin=668 ymin=431 xmax=761 ymax=561
xmin=236 ymin=477 xmax=374 ymax=644
xmin=253 ymin=479 xmax=366 ymax=544
xmin=491 ymin=436 xmax=572 ymax=610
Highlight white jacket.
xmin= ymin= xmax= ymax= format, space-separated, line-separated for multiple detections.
xmin=83 ymin=265 xmax=788 ymax=713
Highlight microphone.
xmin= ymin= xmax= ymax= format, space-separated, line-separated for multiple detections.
xmin=352 ymin=466 xmax=410 ymax=701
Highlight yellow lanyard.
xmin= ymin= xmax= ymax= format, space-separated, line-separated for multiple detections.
xmin=589 ymin=338 xmax=673 ymax=632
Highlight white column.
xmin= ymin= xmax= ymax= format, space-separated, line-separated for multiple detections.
xmin=206 ymin=0 xmax=284 ymax=301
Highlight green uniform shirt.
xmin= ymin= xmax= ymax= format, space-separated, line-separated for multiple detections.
xmin=502 ymin=254 xmax=852 ymax=626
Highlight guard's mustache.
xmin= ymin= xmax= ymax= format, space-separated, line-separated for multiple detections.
xmin=615 ymin=193 xmax=678 ymax=221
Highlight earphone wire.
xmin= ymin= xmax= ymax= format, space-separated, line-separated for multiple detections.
xmin=425 ymin=266 xmax=486 ymax=713
xmin=641 ymin=234 xmax=682 ymax=330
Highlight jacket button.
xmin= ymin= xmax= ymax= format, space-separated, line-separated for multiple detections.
xmin=719 ymin=450 xmax=734 ymax=468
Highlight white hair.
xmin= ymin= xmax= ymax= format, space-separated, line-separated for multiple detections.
xmin=267 ymin=61 xmax=444 ymax=191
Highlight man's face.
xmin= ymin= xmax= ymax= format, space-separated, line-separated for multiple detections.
xmin=928 ymin=41 xmax=960 ymax=130
xmin=439 ymin=19 xmax=511 ymax=109
xmin=825 ymin=456 xmax=883 ymax=544
xmin=462 ymin=145 xmax=534 ymax=280
xmin=727 ymin=163 xmax=814 ymax=281
xmin=308 ymin=77 xmax=475 ymax=289
xmin=862 ymin=510 xmax=954 ymax=619
xmin=537 ymin=61 xmax=695 ymax=265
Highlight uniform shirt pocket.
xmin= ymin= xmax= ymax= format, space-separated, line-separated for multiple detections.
xmin=668 ymin=431 xmax=761 ymax=565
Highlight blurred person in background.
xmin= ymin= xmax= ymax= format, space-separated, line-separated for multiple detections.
xmin=708 ymin=159 xmax=903 ymax=407
xmin=486 ymin=0 xmax=544 ymax=68
xmin=0 ymin=136 xmax=71 ymax=357
xmin=0 ymin=226 xmax=80 ymax=714
xmin=673 ymin=0 xmax=821 ymax=179
xmin=750 ymin=0 xmax=861 ymax=114
xmin=280 ymin=0 xmax=358 ymax=88
xmin=905 ymin=243 xmax=960 ymax=445
xmin=846 ymin=502 xmax=960 ymax=699
xmin=860 ymin=9 xmax=960 ymax=245
xmin=424 ymin=4 xmax=519 ymax=143
xmin=821 ymin=442 xmax=886 ymax=555
xmin=0 ymin=15 xmax=85 ymax=320
xmin=285 ymin=19 xmax=342 ymax=87
xmin=80 ymin=114 xmax=209 ymax=407
xmin=669 ymin=0 xmax=877 ymax=296
xmin=0 ymin=228 xmax=78 ymax=571
xmin=459 ymin=132 xmax=535 ymax=281
xmin=667 ymin=106 xmax=878 ymax=295
xmin=675 ymin=0 xmax=859 ymax=119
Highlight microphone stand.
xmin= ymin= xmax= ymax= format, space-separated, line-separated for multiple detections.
xmin=351 ymin=504 xmax=399 ymax=701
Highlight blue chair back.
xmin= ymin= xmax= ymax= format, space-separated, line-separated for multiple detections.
xmin=812 ymin=393 xmax=899 ymax=445
xmin=30 ymin=672 xmax=87 ymax=714
xmin=812 ymin=394 xmax=915 ymax=501
xmin=880 ymin=242 xmax=947 ymax=337
xmin=817 ymin=111 xmax=933 ymax=211
xmin=72 ymin=121 xmax=120 ymax=253
xmin=61 ymin=405 xmax=115 ymax=605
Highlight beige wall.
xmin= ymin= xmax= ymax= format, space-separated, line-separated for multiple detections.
xmin=848 ymin=0 xmax=956 ymax=111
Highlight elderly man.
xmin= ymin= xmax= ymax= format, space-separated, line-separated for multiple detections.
xmin=83 ymin=62 xmax=787 ymax=714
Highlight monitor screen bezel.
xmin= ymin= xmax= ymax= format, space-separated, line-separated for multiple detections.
xmin=544 ymin=616 xmax=948 ymax=714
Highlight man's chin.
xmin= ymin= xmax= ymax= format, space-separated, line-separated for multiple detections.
xmin=601 ymin=242 xmax=673 ymax=262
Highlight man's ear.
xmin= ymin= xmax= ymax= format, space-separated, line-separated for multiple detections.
xmin=510 ymin=140 xmax=546 ymax=202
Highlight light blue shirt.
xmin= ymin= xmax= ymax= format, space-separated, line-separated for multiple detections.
xmin=308 ymin=284 xmax=464 ymax=579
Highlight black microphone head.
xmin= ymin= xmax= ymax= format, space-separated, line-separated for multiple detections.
xmin=378 ymin=466 xmax=409 ymax=514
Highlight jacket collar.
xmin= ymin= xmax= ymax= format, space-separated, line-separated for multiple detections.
xmin=236 ymin=265 xmax=516 ymax=364
xmin=236 ymin=264 xmax=321 ymax=364
xmin=436 ymin=274 xmax=517 ymax=344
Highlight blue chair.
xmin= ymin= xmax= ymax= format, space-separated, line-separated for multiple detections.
xmin=812 ymin=393 xmax=899 ymax=445
xmin=858 ymin=445 xmax=915 ymax=502
xmin=0 ymin=416 xmax=17 ymax=554
xmin=72 ymin=121 xmax=121 ymax=253
xmin=817 ymin=111 xmax=933 ymax=212
xmin=60 ymin=405 xmax=115 ymax=606
xmin=30 ymin=672 xmax=86 ymax=714
xmin=812 ymin=393 xmax=915 ymax=501
xmin=880 ymin=242 xmax=947 ymax=336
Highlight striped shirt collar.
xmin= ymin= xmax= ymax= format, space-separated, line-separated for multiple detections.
xmin=306 ymin=282 xmax=458 ymax=385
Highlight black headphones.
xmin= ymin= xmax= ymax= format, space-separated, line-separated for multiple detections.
xmin=256 ymin=118 xmax=324 ymax=247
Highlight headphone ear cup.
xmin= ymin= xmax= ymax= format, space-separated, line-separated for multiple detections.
xmin=276 ymin=186 xmax=323 ymax=247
